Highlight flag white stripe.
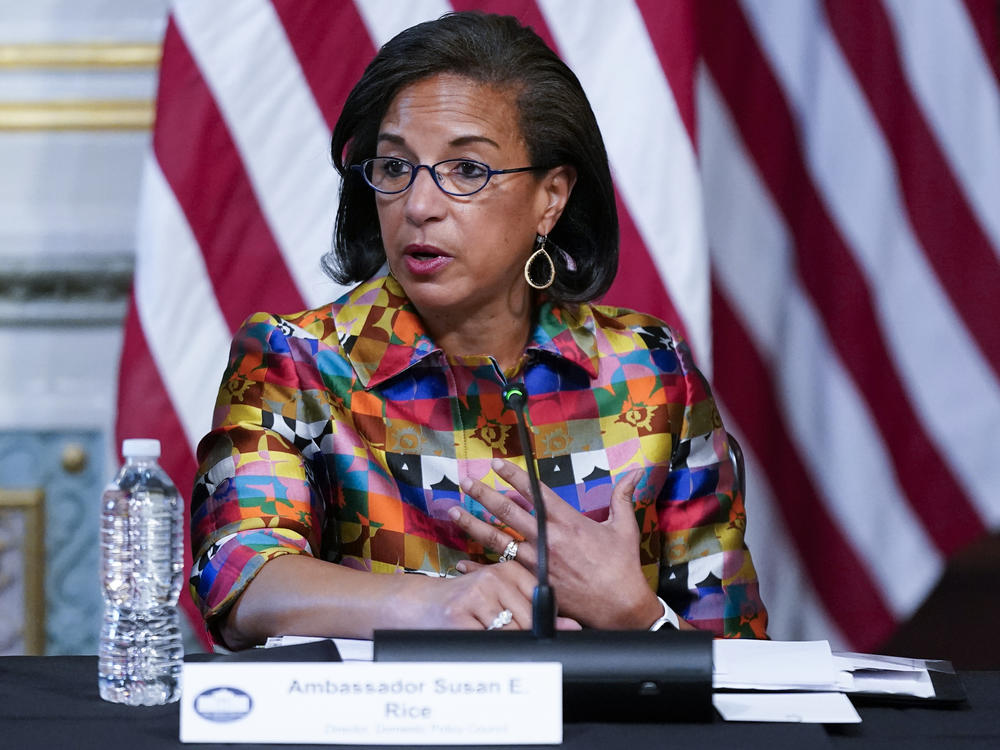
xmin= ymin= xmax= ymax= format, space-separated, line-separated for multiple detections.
xmin=134 ymin=155 xmax=231 ymax=452
xmin=743 ymin=0 xmax=1000 ymax=524
xmin=537 ymin=0 xmax=712 ymax=370
xmin=774 ymin=290 xmax=941 ymax=616
xmin=732 ymin=408 xmax=848 ymax=647
xmin=172 ymin=0 xmax=348 ymax=309
xmin=883 ymin=0 xmax=1000 ymax=256
xmin=354 ymin=0 xmax=453 ymax=48
xmin=699 ymin=71 xmax=942 ymax=617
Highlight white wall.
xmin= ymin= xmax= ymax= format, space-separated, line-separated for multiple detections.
xmin=0 ymin=0 xmax=169 ymax=459
xmin=0 ymin=0 xmax=176 ymax=653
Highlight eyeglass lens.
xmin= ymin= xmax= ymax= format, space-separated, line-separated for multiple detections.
xmin=364 ymin=158 xmax=491 ymax=196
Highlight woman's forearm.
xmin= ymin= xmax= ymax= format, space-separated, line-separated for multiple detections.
xmin=217 ymin=551 xmax=559 ymax=649
xmin=218 ymin=554 xmax=437 ymax=649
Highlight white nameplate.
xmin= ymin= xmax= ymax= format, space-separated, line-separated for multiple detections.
xmin=180 ymin=661 xmax=562 ymax=745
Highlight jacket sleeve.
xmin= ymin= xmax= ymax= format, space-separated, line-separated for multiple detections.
xmin=189 ymin=312 xmax=328 ymax=627
xmin=656 ymin=332 xmax=769 ymax=638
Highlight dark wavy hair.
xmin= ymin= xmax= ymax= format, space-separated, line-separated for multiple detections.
xmin=323 ymin=11 xmax=618 ymax=304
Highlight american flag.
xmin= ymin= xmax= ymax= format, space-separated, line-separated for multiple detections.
xmin=119 ymin=0 xmax=1000 ymax=651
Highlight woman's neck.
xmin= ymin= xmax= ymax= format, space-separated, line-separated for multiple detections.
xmin=418 ymin=295 xmax=535 ymax=375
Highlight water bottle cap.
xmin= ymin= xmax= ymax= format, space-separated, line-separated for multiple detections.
xmin=121 ymin=438 xmax=161 ymax=458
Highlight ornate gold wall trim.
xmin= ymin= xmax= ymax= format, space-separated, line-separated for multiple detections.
xmin=0 ymin=99 xmax=154 ymax=131
xmin=0 ymin=42 xmax=161 ymax=69
xmin=0 ymin=489 xmax=46 ymax=655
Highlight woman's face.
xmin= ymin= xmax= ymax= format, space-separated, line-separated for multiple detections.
xmin=374 ymin=73 xmax=572 ymax=323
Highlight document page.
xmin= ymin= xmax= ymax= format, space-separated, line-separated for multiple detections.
xmin=833 ymin=651 xmax=936 ymax=698
xmin=713 ymin=692 xmax=861 ymax=723
xmin=713 ymin=639 xmax=844 ymax=691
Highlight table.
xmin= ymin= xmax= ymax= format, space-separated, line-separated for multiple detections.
xmin=1 ymin=657 xmax=997 ymax=749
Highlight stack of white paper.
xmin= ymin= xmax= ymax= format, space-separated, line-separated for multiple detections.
xmin=713 ymin=639 xmax=847 ymax=690
xmin=712 ymin=639 xmax=858 ymax=723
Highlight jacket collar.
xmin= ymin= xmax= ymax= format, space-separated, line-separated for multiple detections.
xmin=335 ymin=273 xmax=600 ymax=389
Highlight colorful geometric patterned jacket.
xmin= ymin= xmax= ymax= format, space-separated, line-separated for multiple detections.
xmin=190 ymin=273 xmax=768 ymax=638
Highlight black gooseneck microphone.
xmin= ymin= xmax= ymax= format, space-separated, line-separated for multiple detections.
xmin=501 ymin=381 xmax=555 ymax=638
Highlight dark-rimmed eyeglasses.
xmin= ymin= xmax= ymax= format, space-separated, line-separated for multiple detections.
xmin=351 ymin=157 xmax=545 ymax=196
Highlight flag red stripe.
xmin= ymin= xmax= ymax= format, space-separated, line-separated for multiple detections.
xmin=635 ymin=0 xmax=698 ymax=145
xmin=964 ymin=0 xmax=1000 ymax=87
xmin=604 ymin=191 xmax=686 ymax=335
xmin=712 ymin=282 xmax=896 ymax=649
xmin=156 ymin=20 xmax=304 ymax=331
xmin=825 ymin=0 xmax=1000 ymax=380
xmin=698 ymin=2 xmax=985 ymax=555
xmin=270 ymin=0 xmax=375 ymax=133
xmin=116 ymin=294 xmax=209 ymax=648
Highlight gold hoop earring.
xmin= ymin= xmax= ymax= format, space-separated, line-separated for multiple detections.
xmin=524 ymin=235 xmax=556 ymax=290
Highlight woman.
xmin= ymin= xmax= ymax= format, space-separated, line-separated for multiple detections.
xmin=190 ymin=12 xmax=768 ymax=649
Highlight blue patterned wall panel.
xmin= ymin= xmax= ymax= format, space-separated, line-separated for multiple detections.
xmin=0 ymin=430 xmax=104 ymax=655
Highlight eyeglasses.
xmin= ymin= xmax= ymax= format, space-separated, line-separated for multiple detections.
xmin=351 ymin=157 xmax=544 ymax=196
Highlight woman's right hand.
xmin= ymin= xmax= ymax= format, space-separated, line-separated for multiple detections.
xmin=415 ymin=559 xmax=582 ymax=632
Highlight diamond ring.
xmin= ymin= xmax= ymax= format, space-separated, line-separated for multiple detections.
xmin=498 ymin=540 xmax=519 ymax=563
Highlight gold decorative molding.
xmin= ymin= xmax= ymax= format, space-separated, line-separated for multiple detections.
xmin=0 ymin=99 xmax=154 ymax=131
xmin=0 ymin=489 xmax=46 ymax=655
xmin=0 ymin=42 xmax=161 ymax=69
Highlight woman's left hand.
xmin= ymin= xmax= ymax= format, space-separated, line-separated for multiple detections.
xmin=450 ymin=459 xmax=663 ymax=629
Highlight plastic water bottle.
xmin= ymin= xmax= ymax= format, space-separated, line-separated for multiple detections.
xmin=99 ymin=438 xmax=184 ymax=705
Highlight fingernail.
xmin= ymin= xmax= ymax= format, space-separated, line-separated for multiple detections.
xmin=460 ymin=477 xmax=474 ymax=492
xmin=491 ymin=458 xmax=504 ymax=472
xmin=447 ymin=507 xmax=461 ymax=521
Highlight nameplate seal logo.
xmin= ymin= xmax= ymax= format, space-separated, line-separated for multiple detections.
xmin=192 ymin=686 xmax=253 ymax=722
